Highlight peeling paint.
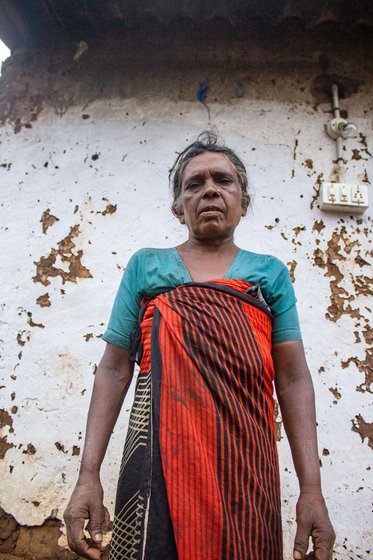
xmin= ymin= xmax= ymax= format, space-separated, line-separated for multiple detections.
xmin=33 ymin=225 xmax=92 ymax=286
xmin=27 ymin=312 xmax=45 ymax=329
xmin=328 ymin=387 xmax=341 ymax=402
xmin=36 ymin=293 xmax=51 ymax=307
xmin=312 ymin=219 xmax=325 ymax=233
xmin=351 ymin=415 xmax=373 ymax=449
xmin=0 ymin=410 xmax=14 ymax=459
xmin=341 ymin=348 xmax=373 ymax=394
xmin=313 ymin=227 xmax=364 ymax=323
xmin=40 ymin=209 xmax=59 ymax=234
xmin=287 ymin=260 xmax=297 ymax=283
xmin=310 ymin=173 xmax=323 ymax=210
xmin=274 ymin=400 xmax=282 ymax=442
xmin=0 ymin=506 xmax=111 ymax=560
xmin=102 ymin=203 xmax=117 ymax=216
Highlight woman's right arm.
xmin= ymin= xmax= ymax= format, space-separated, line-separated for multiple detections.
xmin=64 ymin=343 xmax=134 ymax=560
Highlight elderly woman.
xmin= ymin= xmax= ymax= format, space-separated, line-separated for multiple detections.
xmin=64 ymin=132 xmax=335 ymax=560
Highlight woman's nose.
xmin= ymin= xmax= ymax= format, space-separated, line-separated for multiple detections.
xmin=202 ymin=181 xmax=220 ymax=197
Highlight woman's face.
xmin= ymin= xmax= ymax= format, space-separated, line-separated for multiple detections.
xmin=176 ymin=151 xmax=246 ymax=241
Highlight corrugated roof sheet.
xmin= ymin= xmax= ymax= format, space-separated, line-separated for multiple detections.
xmin=1 ymin=0 xmax=372 ymax=49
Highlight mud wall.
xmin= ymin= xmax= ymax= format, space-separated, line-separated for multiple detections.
xmin=0 ymin=25 xmax=372 ymax=559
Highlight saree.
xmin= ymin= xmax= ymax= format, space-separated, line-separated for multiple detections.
xmin=109 ymin=279 xmax=282 ymax=560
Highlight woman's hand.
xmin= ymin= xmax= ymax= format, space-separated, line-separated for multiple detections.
xmin=64 ymin=473 xmax=104 ymax=560
xmin=64 ymin=344 xmax=133 ymax=557
xmin=293 ymin=492 xmax=335 ymax=559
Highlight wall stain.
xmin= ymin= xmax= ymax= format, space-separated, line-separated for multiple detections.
xmin=33 ymin=225 xmax=92 ymax=286
xmin=341 ymin=348 xmax=373 ymax=394
xmin=27 ymin=312 xmax=45 ymax=329
xmin=0 ymin=506 xmax=112 ymax=559
xmin=40 ymin=209 xmax=59 ymax=234
xmin=312 ymin=219 xmax=325 ymax=233
xmin=351 ymin=414 xmax=373 ymax=449
xmin=362 ymin=326 xmax=372 ymax=345
xmin=54 ymin=442 xmax=67 ymax=453
xmin=292 ymin=226 xmax=306 ymax=237
xmin=0 ymin=409 xmax=14 ymax=459
xmin=351 ymin=274 xmax=372 ymax=297
xmin=287 ymin=260 xmax=297 ymax=283
xmin=313 ymin=226 xmax=363 ymax=323
xmin=23 ymin=443 xmax=36 ymax=455
xmin=102 ymin=203 xmax=117 ymax=216
xmin=310 ymin=173 xmax=323 ymax=210
xmin=329 ymin=387 xmax=341 ymax=402
xmin=16 ymin=331 xmax=30 ymax=347
xmin=36 ymin=293 xmax=51 ymax=307
xmin=274 ymin=401 xmax=282 ymax=442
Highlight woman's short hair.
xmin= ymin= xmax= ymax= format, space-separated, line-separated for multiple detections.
xmin=169 ymin=131 xmax=250 ymax=215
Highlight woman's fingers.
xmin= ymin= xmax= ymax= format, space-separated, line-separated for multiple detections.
xmin=293 ymin=493 xmax=335 ymax=560
xmin=65 ymin=515 xmax=99 ymax=559
xmin=64 ymin=480 xmax=104 ymax=560
xmin=86 ymin=502 xmax=104 ymax=545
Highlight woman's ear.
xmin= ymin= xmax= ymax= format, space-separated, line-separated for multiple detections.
xmin=172 ymin=202 xmax=185 ymax=224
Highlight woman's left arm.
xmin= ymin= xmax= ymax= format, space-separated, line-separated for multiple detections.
xmin=273 ymin=340 xmax=335 ymax=560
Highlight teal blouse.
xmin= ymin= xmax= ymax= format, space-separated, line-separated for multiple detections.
xmin=102 ymin=247 xmax=302 ymax=351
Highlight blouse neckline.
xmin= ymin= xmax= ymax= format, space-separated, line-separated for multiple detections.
xmin=172 ymin=247 xmax=242 ymax=282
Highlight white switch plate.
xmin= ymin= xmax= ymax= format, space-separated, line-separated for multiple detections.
xmin=320 ymin=182 xmax=369 ymax=214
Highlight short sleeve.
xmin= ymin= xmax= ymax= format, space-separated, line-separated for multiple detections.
xmin=264 ymin=258 xmax=302 ymax=344
xmin=102 ymin=252 xmax=142 ymax=351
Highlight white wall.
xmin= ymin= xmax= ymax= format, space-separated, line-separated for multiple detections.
xmin=0 ymin=91 xmax=372 ymax=558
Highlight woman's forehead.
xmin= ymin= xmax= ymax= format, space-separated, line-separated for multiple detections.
xmin=182 ymin=152 xmax=238 ymax=180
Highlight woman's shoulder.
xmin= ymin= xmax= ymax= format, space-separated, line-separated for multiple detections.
xmin=237 ymin=248 xmax=288 ymax=274
xmin=126 ymin=247 xmax=176 ymax=266
xmin=130 ymin=247 xmax=175 ymax=259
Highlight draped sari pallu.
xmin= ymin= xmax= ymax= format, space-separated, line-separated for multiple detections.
xmin=110 ymin=279 xmax=282 ymax=560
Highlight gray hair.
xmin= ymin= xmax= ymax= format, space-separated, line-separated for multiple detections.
xmin=169 ymin=131 xmax=250 ymax=215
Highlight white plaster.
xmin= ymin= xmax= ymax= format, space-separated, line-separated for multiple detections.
xmin=0 ymin=95 xmax=372 ymax=558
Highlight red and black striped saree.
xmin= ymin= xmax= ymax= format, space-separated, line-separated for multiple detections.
xmin=110 ymin=279 xmax=282 ymax=560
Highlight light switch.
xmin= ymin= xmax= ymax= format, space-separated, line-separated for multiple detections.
xmin=320 ymin=183 xmax=369 ymax=214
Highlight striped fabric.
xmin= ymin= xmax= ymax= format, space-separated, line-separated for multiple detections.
xmin=110 ymin=279 xmax=282 ymax=560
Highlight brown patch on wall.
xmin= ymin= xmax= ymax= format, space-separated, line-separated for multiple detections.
xmin=351 ymin=414 xmax=373 ymax=450
xmin=101 ymin=203 xmax=117 ymax=216
xmin=287 ymin=260 xmax=297 ymax=283
xmin=292 ymin=226 xmax=306 ymax=237
xmin=312 ymin=220 xmax=325 ymax=233
xmin=310 ymin=173 xmax=323 ymax=210
xmin=351 ymin=275 xmax=373 ymax=298
xmin=54 ymin=442 xmax=66 ymax=453
xmin=16 ymin=331 xmax=30 ymax=346
xmin=341 ymin=347 xmax=373 ymax=394
xmin=27 ymin=312 xmax=45 ymax=328
xmin=40 ymin=209 xmax=60 ymax=234
xmin=362 ymin=326 xmax=373 ymax=345
xmin=36 ymin=293 xmax=51 ymax=307
xmin=24 ymin=443 xmax=37 ymax=455
xmin=274 ymin=401 xmax=282 ymax=442
xmin=0 ymin=506 xmax=111 ymax=559
xmin=0 ymin=409 xmax=14 ymax=459
xmin=33 ymin=225 xmax=92 ymax=286
xmin=313 ymin=226 xmax=362 ymax=322
xmin=303 ymin=159 xmax=313 ymax=169
xmin=329 ymin=387 xmax=341 ymax=401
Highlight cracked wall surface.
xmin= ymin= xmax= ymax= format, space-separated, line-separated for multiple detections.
xmin=0 ymin=27 xmax=372 ymax=559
